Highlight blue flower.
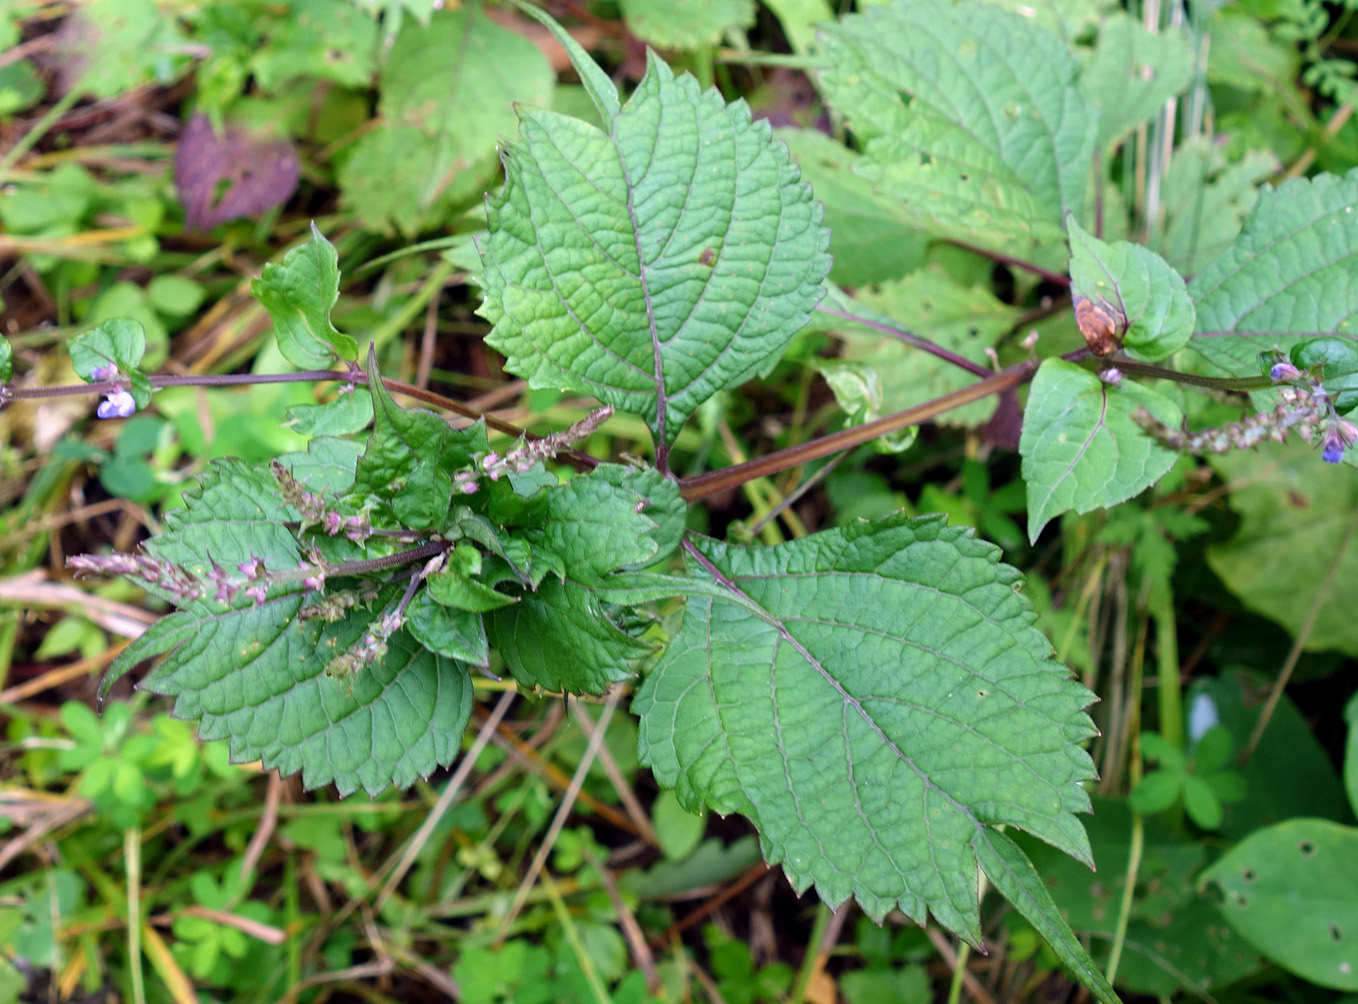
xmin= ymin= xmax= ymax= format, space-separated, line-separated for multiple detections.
xmin=97 ymin=389 xmax=136 ymax=419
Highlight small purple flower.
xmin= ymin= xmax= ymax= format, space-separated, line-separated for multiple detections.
xmin=96 ymin=389 xmax=136 ymax=419
xmin=459 ymin=481 xmax=479 ymax=495
xmin=90 ymin=364 xmax=117 ymax=382
xmin=238 ymin=558 xmax=262 ymax=580
xmin=1270 ymin=361 xmax=1301 ymax=382
xmin=1323 ymin=431 xmax=1346 ymax=463
xmin=244 ymin=584 xmax=268 ymax=604
xmin=324 ymin=510 xmax=344 ymax=535
xmin=1099 ymin=367 xmax=1123 ymax=387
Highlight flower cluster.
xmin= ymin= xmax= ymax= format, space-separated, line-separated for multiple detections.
xmin=325 ymin=610 xmax=403 ymax=679
xmin=90 ymin=364 xmax=136 ymax=419
xmin=271 ymin=461 xmax=373 ymax=543
xmin=453 ymin=406 xmax=613 ymax=495
xmin=68 ymin=550 xmax=203 ymax=603
xmin=1135 ymin=360 xmax=1358 ymax=464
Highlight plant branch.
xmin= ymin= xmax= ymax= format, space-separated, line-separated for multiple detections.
xmin=945 ymin=238 xmax=1071 ymax=287
xmin=814 ymin=305 xmax=992 ymax=377
xmin=679 ymin=362 xmax=1039 ymax=501
xmin=2 ymin=368 xmax=599 ymax=469
xmin=1101 ymin=356 xmax=1274 ymax=392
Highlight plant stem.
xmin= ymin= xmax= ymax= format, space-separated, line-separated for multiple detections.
xmin=1103 ymin=357 xmax=1274 ymax=392
xmin=815 ymin=305 xmax=992 ymax=377
xmin=125 ymin=826 xmax=147 ymax=1004
xmin=679 ymin=362 xmax=1038 ymax=501
xmin=1152 ymin=593 xmax=1183 ymax=749
xmin=3 ymin=368 xmax=598 ymax=467
xmin=945 ymin=238 xmax=1071 ymax=287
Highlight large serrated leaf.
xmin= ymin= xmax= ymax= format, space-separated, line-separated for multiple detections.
xmin=142 ymin=598 xmax=472 ymax=796
xmin=486 ymin=578 xmax=653 ymax=694
xmin=1190 ymin=170 xmax=1358 ymax=376
xmin=778 ymin=128 xmax=929 ymax=287
xmin=1020 ymin=359 xmax=1182 ymax=540
xmin=349 ymin=349 xmax=486 ymax=530
xmin=816 ymin=0 xmax=1096 ymax=259
xmin=478 ymin=48 xmax=831 ymax=448
xmin=634 ymin=515 xmax=1098 ymax=945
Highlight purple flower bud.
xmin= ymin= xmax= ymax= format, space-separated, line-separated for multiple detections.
xmin=90 ymin=364 xmax=116 ymax=382
xmin=96 ymin=389 xmax=136 ymax=419
xmin=1099 ymin=367 xmax=1123 ymax=387
xmin=238 ymin=559 xmax=262 ymax=579
xmin=1270 ymin=361 xmax=1301 ymax=382
xmin=244 ymin=585 xmax=268 ymax=604
xmin=481 ymin=453 xmax=500 ymax=470
xmin=459 ymin=481 xmax=479 ymax=495
xmin=324 ymin=510 xmax=343 ymax=535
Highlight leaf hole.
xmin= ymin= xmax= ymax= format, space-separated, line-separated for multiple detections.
xmin=919 ymin=153 xmax=933 ymax=166
xmin=1331 ymin=923 xmax=1343 ymax=943
xmin=1299 ymin=840 xmax=1316 ymax=857
xmin=1241 ymin=868 xmax=1256 ymax=883
xmin=977 ymin=689 xmax=988 ymax=697
xmin=959 ymin=173 xmax=970 ymax=182
xmin=1234 ymin=892 xmax=1249 ymax=908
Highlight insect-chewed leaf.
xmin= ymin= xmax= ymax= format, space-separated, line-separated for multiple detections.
xmin=634 ymin=515 xmax=1100 ymax=949
xmin=478 ymin=44 xmax=830 ymax=448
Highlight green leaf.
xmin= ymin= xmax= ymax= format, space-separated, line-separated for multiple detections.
xmin=1128 ymin=770 xmax=1183 ymax=815
xmin=1018 ymin=796 xmax=1261 ymax=994
xmin=1150 ymin=139 xmax=1277 ymax=275
xmin=349 ymin=348 xmax=485 ymax=530
xmin=1190 ymin=169 xmax=1358 ymax=377
xmin=652 ymin=789 xmax=707 ymax=861
xmin=485 ymin=578 xmax=653 ymax=694
xmin=339 ymin=7 xmax=553 ymax=236
xmin=1188 ymin=670 xmax=1351 ymax=840
xmin=522 ymin=466 xmax=682 ymax=584
xmin=816 ymin=0 xmax=1096 ymax=259
xmin=1181 ymin=774 xmax=1223 ymax=829
xmin=1066 ymin=217 xmax=1195 ymax=362
xmin=778 ymin=128 xmax=928 ymax=287
xmin=286 ymin=390 xmax=374 ymax=438
xmin=1205 ymin=443 xmax=1358 ymax=654
xmin=141 ymin=600 xmax=473 ymax=796
xmin=1080 ymin=15 xmax=1194 ymax=149
xmin=71 ymin=317 xmax=153 ymax=408
xmin=973 ymin=829 xmax=1119 ymax=1004
xmin=249 ymin=0 xmax=379 ymax=90
xmin=251 ymin=224 xmax=358 ymax=370
xmin=1020 ymin=358 xmax=1182 ymax=540
xmin=817 ymin=271 xmax=1020 ymax=431
xmin=405 ymin=590 xmax=489 ymax=667
xmin=761 ymin=0 xmax=834 ymax=54
xmin=1345 ymin=693 xmax=1358 ymax=819
xmin=0 ymin=336 xmax=11 ymax=382
xmin=478 ymin=43 xmax=831 ymax=447
xmin=1200 ymin=818 xmax=1358 ymax=990
xmin=635 ymin=515 xmax=1098 ymax=943
xmin=619 ymin=0 xmax=756 ymax=49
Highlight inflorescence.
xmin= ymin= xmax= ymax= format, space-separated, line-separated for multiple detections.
xmin=1135 ymin=358 xmax=1357 ymax=465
